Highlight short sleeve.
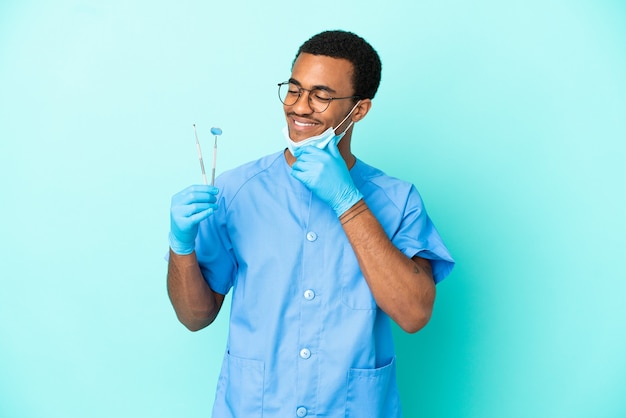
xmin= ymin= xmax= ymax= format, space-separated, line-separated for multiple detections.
xmin=391 ymin=186 xmax=455 ymax=284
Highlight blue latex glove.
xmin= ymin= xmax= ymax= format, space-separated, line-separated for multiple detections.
xmin=169 ymin=185 xmax=219 ymax=255
xmin=291 ymin=137 xmax=363 ymax=217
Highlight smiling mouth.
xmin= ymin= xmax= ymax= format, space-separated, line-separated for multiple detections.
xmin=293 ymin=119 xmax=317 ymax=127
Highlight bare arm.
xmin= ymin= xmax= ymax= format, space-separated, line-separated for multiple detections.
xmin=339 ymin=200 xmax=436 ymax=333
xmin=167 ymin=249 xmax=225 ymax=332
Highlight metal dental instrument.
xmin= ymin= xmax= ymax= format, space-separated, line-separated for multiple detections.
xmin=193 ymin=124 xmax=208 ymax=185
xmin=210 ymin=127 xmax=222 ymax=186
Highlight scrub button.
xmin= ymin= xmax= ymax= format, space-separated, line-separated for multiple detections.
xmin=303 ymin=289 xmax=315 ymax=300
xmin=299 ymin=348 xmax=311 ymax=359
xmin=296 ymin=406 xmax=308 ymax=417
xmin=306 ymin=231 xmax=318 ymax=242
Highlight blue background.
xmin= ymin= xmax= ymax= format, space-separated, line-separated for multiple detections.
xmin=1 ymin=0 xmax=625 ymax=417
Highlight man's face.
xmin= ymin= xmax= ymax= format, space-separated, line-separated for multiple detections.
xmin=284 ymin=53 xmax=357 ymax=143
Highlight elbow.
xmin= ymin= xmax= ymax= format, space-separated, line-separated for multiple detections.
xmin=179 ymin=315 xmax=213 ymax=332
xmin=398 ymin=308 xmax=433 ymax=334
xmin=170 ymin=295 xmax=222 ymax=332
xmin=176 ymin=308 xmax=217 ymax=332
xmin=399 ymin=275 xmax=436 ymax=334
xmin=182 ymin=320 xmax=205 ymax=332
xmin=397 ymin=296 xmax=434 ymax=334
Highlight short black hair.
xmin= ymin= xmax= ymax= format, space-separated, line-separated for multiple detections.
xmin=294 ymin=30 xmax=382 ymax=100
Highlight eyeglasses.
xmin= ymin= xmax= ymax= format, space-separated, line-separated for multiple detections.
xmin=277 ymin=81 xmax=360 ymax=113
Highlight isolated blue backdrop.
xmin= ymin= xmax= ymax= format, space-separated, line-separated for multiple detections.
xmin=1 ymin=1 xmax=625 ymax=417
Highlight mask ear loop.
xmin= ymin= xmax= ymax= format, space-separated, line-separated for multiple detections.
xmin=333 ymin=100 xmax=362 ymax=136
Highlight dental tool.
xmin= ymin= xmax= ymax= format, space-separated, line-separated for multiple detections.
xmin=210 ymin=127 xmax=222 ymax=186
xmin=193 ymin=124 xmax=208 ymax=185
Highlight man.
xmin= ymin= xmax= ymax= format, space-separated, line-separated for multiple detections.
xmin=167 ymin=30 xmax=454 ymax=417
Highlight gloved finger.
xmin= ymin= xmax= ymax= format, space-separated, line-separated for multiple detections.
xmin=291 ymin=158 xmax=325 ymax=176
xmin=172 ymin=188 xmax=219 ymax=206
xmin=290 ymin=167 xmax=306 ymax=182
xmin=185 ymin=206 xmax=217 ymax=224
xmin=172 ymin=202 xmax=217 ymax=218
xmin=295 ymin=148 xmax=332 ymax=169
xmin=187 ymin=184 xmax=219 ymax=193
xmin=176 ymin=184 xmax=219 ymax=196
xmin=327 ymin=136 xmax=342 ymax=158
xmin=172 ymin=193 xmax=218 ymax=207
xmin=293 ymin=144 xmax=325 ymax=160
xmin=292 ymin=146 xmax=306 ymax=159
xmin=291 ymin=158 xmax=306 ymax=173
xmin=171 ymin=205 xmax=218 ymax=233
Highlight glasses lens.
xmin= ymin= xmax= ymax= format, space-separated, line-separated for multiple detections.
xmin=279 ymin=83 xmax=299 ymax=106
xmin=309 ymin=89 xmax=332 ymax=113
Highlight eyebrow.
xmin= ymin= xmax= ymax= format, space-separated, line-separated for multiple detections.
xmin=289 ymin=78 xmax=337 ymax=94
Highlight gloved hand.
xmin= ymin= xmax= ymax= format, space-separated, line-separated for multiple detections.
xmin=291 ymin=137 xmax=363 ymax=217
xmin=169 ymin=185 xmax=219 ymax=255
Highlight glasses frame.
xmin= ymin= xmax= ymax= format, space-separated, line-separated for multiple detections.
xmin=277 ymin=81 xmax=361 ymax=113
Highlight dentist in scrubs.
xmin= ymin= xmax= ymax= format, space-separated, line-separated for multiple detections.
xmin=167 ymin=30 xmax=454 ymax=417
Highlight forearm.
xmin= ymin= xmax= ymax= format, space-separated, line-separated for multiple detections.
xmin=167 ymin=249 xmax=223 ymax=331
xmin=340 ymin=200 xmax=436 ymax=333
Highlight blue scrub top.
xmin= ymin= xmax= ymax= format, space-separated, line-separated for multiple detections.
xmin=195 ymin=151 xmax=454 ymax=417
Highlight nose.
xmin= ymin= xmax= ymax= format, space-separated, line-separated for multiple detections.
xmin=289 ymin=90 xmax=314 ymax=115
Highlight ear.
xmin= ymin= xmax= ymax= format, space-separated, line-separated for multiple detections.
xmin=351 ymin=99 xmax=372 ymax=123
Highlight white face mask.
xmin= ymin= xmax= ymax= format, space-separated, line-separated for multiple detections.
xmin=283 ymin=101 xmax=360 ymax=155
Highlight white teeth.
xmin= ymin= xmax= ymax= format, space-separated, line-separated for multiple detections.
xmin=294 ymin=120 xmax=315 ymax=127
